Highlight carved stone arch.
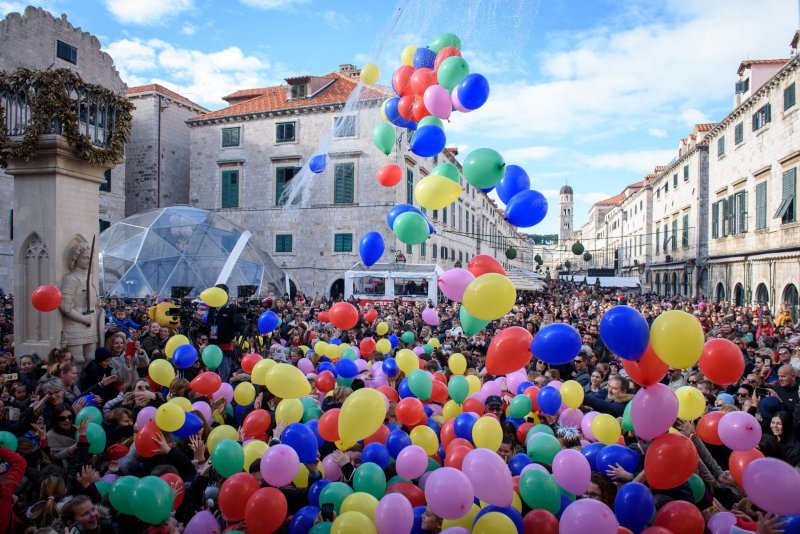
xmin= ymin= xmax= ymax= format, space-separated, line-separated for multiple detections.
xmin=21 ymin=232 xmax=50 ymax=341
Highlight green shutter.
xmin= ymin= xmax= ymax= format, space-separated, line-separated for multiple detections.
xmin=785 ymin=83 xmax=796 ymax=111
xmin=276 ymin=168 xmax=286 ymax=206
xmin=756 ymin=181 xmax=767 ymax=229
xmin=221 ymin=170 xmax=239 ymax=208
xmin=334 ymin=233 xmax=353 ymax=252
xmin=334 ymin=163 xmax=355 ymax=204
xmin=785 ymin=168 xmax=796 ymax=222
xmin=421 ymin=241 xmax=426 ymax=257
xmin=682 ymin=214 xmax=689 ymax=247
xmin=406 ymin=168 xmax=414 ymax=204
xmin=712 ymin=202 xmax=719 ymax=238
xmin=276 ymin=234 xmax=292 ymax=252
xmin=738 ymin=191 xmax=747 ymax=233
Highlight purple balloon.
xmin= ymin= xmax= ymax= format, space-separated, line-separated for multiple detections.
xmin=100 ymin=473 xmax=119 ymax=484
xmin=422 ymin=307 xmax=439 ymax=326
xmin=413 ymin=346 xmax=425 ymax=356
xmin=520 ymin=463 xmax=549 ymax=475
xmin=559 ymin=408 xmax=584 ymax=428
xmin=630 ymin=384 xmax=678 ymax=440
xmin=581 ymin=411 xmax=599 ymax=441
xmin=260 ymin=444 xmax=299 ymax=487
xmin=418 ymin=471 xmax=432 ymax=490
xmin=424 ymin=467 xmax=474 ymax=520
xmin=297 ymin=358 xmax=314 ymax=374
xmin=462 ymin=448 xmax=513 ymax=507
xmin=707 ymin=511 xmax=737 ymax=534
xmin=212 ymin=382 xmax=233 ymax=404
xmin=442 ymin=528 xmax=470 ymax=534
xmin=451 ymin=85 xmax=472 ymax=114
xmin=322 ymin=453 xmax=343 ymax=481
xmin=136 ymin=406 xmax=156 ymax=429
xmin=559 ymin=498 xmax=618 ymax=534
xmin=396 ymin=445 xmax=428 ymax=480
xmin=552 ymin=448 xmax=591 ymax=496
xmin=185 ymin=510 xmax=219 ymax=534
xmin=742 ymin=457 xmax=800 ymax=516
xmin=375 ymin=493 xmax=414 ymax=534
xmin=718 ymin=411 xmax=762 ymax=451
xmin=481 ymin=380 xmax=502 ymax=398
xmin=438 ymin=268 xmax=475 ymax=302
xmin=191 ymin=401 xmax=212 ymax=424
xmin=423 ymin=84 xmax=452 ymax=120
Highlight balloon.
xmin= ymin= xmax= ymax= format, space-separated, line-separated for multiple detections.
xmin=431 ymin=32 xmax=461 ymax=54
xmin=456 ymin=73 xmax=489 ymax=110
xmin=76 ymin=406 xmax=102 ymax=426
xmin=599 ymin=305 xmax=650 ymax=361
xmin=164 ymin=334 xmax=189 ymax=359
xmin=689 ymin=473 xmax=705 ymax=503
xmin=396 ymin=444 xmax=429 ymax=479
xmin=131 ymin=476 xmax=173 ymax=525
xmin=251 ymin=359 xmax=276 ymax=386
xmin=31 ymin=284 xmax=62 ymax=311
xmin=80 ymin=422 xmax=105 ymax=454
xmin=485 ymin=326 xmax=532 ymax=375
xmin=149 ymin=359 xmax=175 ymax=387
xmin=409 ymin=125 xmax=446 ymax=158
xmin=329 ymin=302 xmax=359 ymax=330
xmin=359 ymin=231 xmax=385 ymax=267
xmin=413 ymin=46 xmax=436 ymax=69
xmin=653 ymin=500 xmax=705 ymax=534
xmin=282 ymin=423 xmax=319 ymax=464
xmin=375 ymin=493 xmax=414 ymax=534
xmin=261 ymin=444 xmax=300 ymax=487
xmin=508 ymin=395 xmax=532 ymax=419
xmin=258 ymin=310 xmax=280 ymax=334
xmin=425 ymin=467 xmax=474 ymax=519
xmin=290 ymin=506 xmax=321 ymax=534
xmin=472 ymin=416 xmax=502 ymax=451
xmin=699 ymin=338 xmax=745 ymax=385
xmin=650 ymin=310 xmax=704 ymax=369
xmin=400 ymin=44 xmax=417 ymax=66
xmin=337 ymin=358 xmax=358 ymax=379
xmin=459 ymin=306 xmax=490 ymax=336
xmin=275 ymin=398 xmax=303 ymax=424
xmin=537 ymin=387 xmax=562 ymax=416
xmin=234 ymin=381 xmax=256 ymax=406
xmin=531 ymin=323 xmax=581 ymax=365
xmin=462 ymin=448 xmax=513 ymax=507
xmin=644 ymin=434 xmax=698 ymax=490
xmin=201 ymin=344 xmax=223 ymax=369
xmin=630 ymin=383 xmax=678 ymax=440
xmin=361 ymin=63 xmax=380 ymax=84
xmin=219 ymin=472 xmax=259 ymax=521
xmin=730 ymin=448 xmax=764 ymax=486
xmin=353 ymin=462 xmax=386 ymax=500
xmin=155 ymin=402 xmax=185 ymax=432
xmin=386 ymin=429 xmax=413 ymax=459
xmin=595 ymin=444 xmax=641 ymax=476
xmin=171 ymin=342 xmax=198 ymax=369
xmin=560 ymin=380 xmax=585 ymax=409
xmin=265 ymin=363 xmax=311 ymax=399
xmin=245 ymin=487 xmax=288 ymax=534
xmin=423 ymin=85 xmax=453 ymax=120
xmin=523 ymin=509 xmax=559 ymax=534
xmin=461 ymin=273 xmax=515 ymax=321
xmin=437 ymin=56 xmax=470 ymax=91
xmin=552 ymin=449 xmax=591 ymax=496
xmin=560 ymin=499 xmax=618 ymax=534
xmin=320 ymin=481 xmax=354 ymax=514
xmin=434 ymin=45 xmax=461 ymax=71
xmin=707 ymin=512 xmax=737 ymax=534
xmin=377 ymin=163 xmax=403 ymax=187
xmin=339 ymin=388 xmax=387 ymax=443
xmin=373 ymin=122 xmax=396 ymax=155
xmin=414 ymin=173 xmax=462 ymax=210
xmin=494 ymin=165 xmax=530 ymax=205
xmin=519 ymin=469 xmax=560 ymax=513
xmin=718 ymin=411 xmax=762 ymax=451
xmin=408 ymin=370 xmax=433 ymax=400
xmin=696 ymin=411 xmax=725 ymax=445
xmin=526 ymin=432 xmax=561 ymax=465
xmin=675 ymin=386 xmax=706 ymax=420
xmin=332 ymin=511 xmax=376 ymax=534
xmin=172 ymin=411 xmax=202 ymax=439
xmin=243 ymin=440 xmax=269 ymax=470
xmin=591 ymin=414 xmax=621 ymax=445
xmin=614 ymin=482 xmax=654 ymax=533
xmin=463 ymin=148 xmax=505 ymax=189
xmin=200 ymin=287 xmax=228 ymax=307
xmin=393 ymin=211 xmax=430 ymax=245
xmin=438 ymin=268 xmax=475 ymax=302
xmin=410 ymin=425 xmax=438 ymax=455
xmin=447 ymin=353 xmax=467 ymax=375
xmin=211 ymin=439 xmax=244 ymax=478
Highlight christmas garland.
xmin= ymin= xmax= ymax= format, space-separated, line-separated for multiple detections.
xmin=0 ymin=68 xmax=132 ymax=168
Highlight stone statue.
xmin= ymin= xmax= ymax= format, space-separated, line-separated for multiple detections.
xmin=60 ymin=242 xmax=103 ymax=369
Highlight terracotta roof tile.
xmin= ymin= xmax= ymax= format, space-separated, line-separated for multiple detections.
xmin=126 ymin=84 xmax=208 ymax=112
xmin=222 ymin=88 xmax=271 ymax=103
xmin=627 ymin=180 xmax=645 ymax=188
xmin=596 ymin=192 xmax=625 ymax=206
xmin=737 ymin=59 xmax=789 ymax=76
xmin=654 ymin=166 xmax=667 ymax=172
xmin=694 ymin=123 xmax=715 ymax=132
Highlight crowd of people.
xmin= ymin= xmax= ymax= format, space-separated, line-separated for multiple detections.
xmin=0 ymin=279 xmax=799 ymax=534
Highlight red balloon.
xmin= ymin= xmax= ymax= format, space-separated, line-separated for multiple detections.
xmin=329 ymin=302 xmax=359 ymax=330
xmin=461 ymin=397 xmax=485 ymax=415
xmin=517 ymin=422 xmax=534 ymax=444
xmin=135 ymin=421 xmax=162 ymax=458
xmin=523 ymin=509 xmax=559 ymax=534
xmin=242 ymin=409 xmax=272 ymax=440
xmin=190 ymin=372 xmax=222 ymax=397
xmin=411 ymin=97 xmax=432 ymax=121
xmin=245 ymin=487 xmax=287 ymax=534
xmin=377 ymin=385 xmax=399 ymax=403
xmin=696 ymin=411 xmax=724 ymax=446
xmin=241 ymin=352 xmax=263 ymax=374
xmin=523 ymin=386 xmax=540 ymax=412
xmin=31 ymin=284 xmax=62 ymax=312
xmin=318 ymin=409 xmax=341 ymax=442
xmin=641 ymin=528 xmax=673 ymax=534
xmin=440 ymin=419 xmax=456 ymax=450
xmin=396 ymin=398 xmax=426 ymax=427
xmin=219 ymin=473 xmax=260 ymax=521
xmin=410 ymin=67 xmax=437 ymax=95
xmin=467 ymin=254 xmax=507 ymax=277
xmin=360 ymin=337 xmax=377 ymax=356
xmin=434 ymin=46 xmax=462 ymax=71
xmin=398 ymin=95 xmax=415 ymax=120
xmin=653 ymin=500 xmax=704 ymax=534
xmin=318 ymin=311 xmax=330 ymax=323
xmin=418 ymin=358 xmax=426 ymax=370
xmin=623 ymin=344 xmax=668 ymax=387
xmin=644 ymin=434 xmax=698 ymax=490
xmin=365 ymin=309 xmax=379 ymax=322
xmin=392 ymin=65 xmax=414 ymax=96
xmin=160 ymin=473 xmax=184 ymax=510
xmin=729 ymin=448 xmax=764 ymax=486
xmin=513 ymin=475 xmax=520 ymax=496
xmin=386 ymin=481 xmax=426 ymax=507
xmin=316 ymin=370 xmax=335 ymax=393
xmin=377 ymin=163 xmax=403 ymax=187
xmin=444 ymin=445 xmax=471 ymax=469
xmin=446 ymin=438 xmax=474 ymax=454
xmin=433 ymin=372 xmax=447 ymax=384
xmin=486 ymin=327 xmax=533 ymax=375
xmin=699 ymin=338 xmax=745 ymax=386
xmin=364 ymin=424 xmax=390 ymax=446
xmin=430 ymin=380 xmax=448 ymax=404
xmin=618 ymin=528 xmax=635 ymax=534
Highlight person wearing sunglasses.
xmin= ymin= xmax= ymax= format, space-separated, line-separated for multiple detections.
xmin=45 ymin=403 xmax=88 ymax=466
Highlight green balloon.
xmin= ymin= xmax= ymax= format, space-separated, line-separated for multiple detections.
xmin=78 ymin=423 xmax=106 ymax=455
xmin=463 ymin=148 xmax=505 ymax=189
xmin=393 ymin=212 xmax=429 ymax=245
xmin=319 ymin=481 xmax=353 ymax=514
xmin=372 ymin=122 xmax=396 ymax=156
xmin=426 ymin=457 xmax=441 ymax=472
xmin=303 ymin=406 xmax=323 ymax=423
xmin=622 ymin=402 xmax=634 ymax=432
xmin=310 ymin=523 xmax=332 ymax=534
xmin=448 ymin=375 xmax=470 ymax=404
xmin=386 ymin=475 xmax=412 ymax=486
xmin=109 ymin=476 xmax=139 ymax=516
xmin=519 ymin=469 xmax=560 ymax=513
xmin=526 ymin=432 xmax=560 ymax=465
xmin=202 ymin=344 xmax=223 ymax=370
xmin=341 ymin=348 xmax=358 ymax=361
xmin=528 ymin=424 xmax=555 ymax=438
xmin=459 ymin=306 xmax=489 ymax=336
xmin=558 ymin=478 xmax=577 ymax=502
xmin=508 ymin=395 xmax=532 ymax=419
xmin=353 ymin=462 xmax=387 ymax=499
xmin=418 ymin=116 xmax=444 ymax=130
xmin=689 ymin=473 xmax=705 ymax=503
xmin=433 ymin=162 xmax=460 ymax=183
xmin=95 ymin=480 xmax=111 ymax=498
xmin=437 ymin=56 xmax=470 ymax=91
xmin=430 ymin=32 xmax=462 ymax=53
xmin=301 ymin=396 xmax=317 ymax=410
xmin=423 ymin=344 xmax=433 ymax=355
xmin=401 ymin=331 xmax=415 ymax=344
xmin=131 ymin=476 xmax=173 ymax=525
xmin=336 ymin=376 xmax=353 ymax=387
xmin=76 ymin=406 xmax=103 ymax=426
xmin=211 ymin=439 xmax=244 ymax=478
xmin=408 ymin=369 xmax=433 ymax=400
xmin=0 ymin=430 xmax=18 ymax=452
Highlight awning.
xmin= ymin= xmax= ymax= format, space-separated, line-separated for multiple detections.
xmin=586 ymin=276 xmax=642 ymax=288
xmin=506 ymin=268 xmax=546 ymax=291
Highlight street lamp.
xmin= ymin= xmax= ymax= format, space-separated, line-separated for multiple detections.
xmin=395 ymin=251 xmax=406 ymax=264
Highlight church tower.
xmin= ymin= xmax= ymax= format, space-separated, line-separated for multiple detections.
xmin=559 ymin=183 xmax=573 ymax=243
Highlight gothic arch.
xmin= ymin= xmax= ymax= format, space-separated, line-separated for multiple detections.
xmin=21 ymin=233 xmax=50 ymax=341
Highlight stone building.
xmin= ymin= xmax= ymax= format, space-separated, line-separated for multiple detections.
xmin=124 ymin=84 xmax=208 ymax=216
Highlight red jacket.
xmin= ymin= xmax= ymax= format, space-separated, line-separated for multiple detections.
xmin=0 ymin=447 xmax=27 ymax=534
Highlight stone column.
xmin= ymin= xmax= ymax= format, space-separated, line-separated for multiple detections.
xmin=5 ymin=135 xmax=110 ymax=360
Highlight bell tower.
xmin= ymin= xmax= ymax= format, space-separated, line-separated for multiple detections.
xmin=559 ymin=182 xmax=573 ymax=242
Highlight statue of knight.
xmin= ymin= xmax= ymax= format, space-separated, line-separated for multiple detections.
xmin=59 ymin=239 xmax=104 ymax=370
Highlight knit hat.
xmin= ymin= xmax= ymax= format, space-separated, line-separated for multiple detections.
xmin=717 ymin=393 xmax=735 ymax=406
xmin=94 ymin=347 xmax=113 ymax=363
xmin=758 ymin=396 xmax=782 ymax=420
xmin=104 ymin=443 xmax=129 ymax=462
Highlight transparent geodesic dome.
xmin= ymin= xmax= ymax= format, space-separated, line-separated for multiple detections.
xmin=98 ymin=207 xmax=285 ymax=299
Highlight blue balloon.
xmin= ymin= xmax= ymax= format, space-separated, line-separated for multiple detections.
xmin=409 ymin=125 xmax=446 ymax=158
xmin=453 ymin=412 xmax=479 ymax=441
xmin=557 ymin=495 xmax=572 ymax=519
xmin=495 ymin=165 xmax=530 ymax=204
xmin=425 ymin=417 xmax=441 ymax=436
xmin=599 ymin=305 xmax=649 ymax=361
xmin=173 ymin=412 xmax=203 ymax=438
xmin=385 ymin=97 xmax=417 ymax=130
xmin=362 ymin=443 xmax=391 ymax=469
xmin=386 ymin=430 xmax=412 ymax=458
xmin=614 ymin=482 xmax=653 ymax=533
xmin=480 ymin=186 xmax=495 ymax=194
xmin=388 ymin=335 xmax=400 ymax=348
xmin=457 ymin=73 xmax=490 ymax=110
xmin=504 ymin=189 xmax=548 ymax=228
xmin=537 ymin=386 xmax=562 ymax=416
xmin=290 ymin=506 xmax=321 ymax=534
xmin=80 ymin=395 xmax=95 ymax=408
xmin=505 ymin=417 xmax=524 ymax=428
xmin=202 ymin=312 xmax=208 ymax=322
xmin=508 ymin=453 xmax=532 ymax=476
xmin=530 ymin=323 xmax=582 ymax=365
xmin=359 ymin=231 xmax=385 ymax=267
xmin=235 ymin=402 xmax=253 ymax=422
xmin=172 ymin=343 xmax=198 ymax=369
xmin=308 ymin=480 xmax=331 ymax=508
xmin=779 ymin=514 xmax=800 ymax=534
xmin=305 ymin=420 xmax=325 ymax=450
xmin=581 ymin=442 xmax=604 ymax=472
xmin=411 ymin=506 xmax=427 ymax=534
xmin=516 ymin=381 xmax=534 ymax=395
xmin=281 ymin=423 xmax=318 ymax=464
xmin=596 ymin=444 xmax=641 ymax=476
xmin=316 ymin=362 xmax=338 ymax=377
xmin=413 ymin=47 xmax=436 ymax=69
xmin=437 ymin=445 xmax=446 ymax=462
xmin=398 ymin=378 xmax=416 ymax=399
xmin=386 ymin=204 xmax=434 ymax=233
xmin=330 ymin=338 xmax=342 ymax=346
xmin=309 ymin=154 xmax=327 ymax=174
xmin=473 ymin=505 xmax=524 ymax=533
xmin=258 ymin=310 xmax=280 ymax=334
xmin=386 ymin=423 xmax=400 ymax=433
xmin=423 ymin=404 xmax=433 ymax=417
xmin=336 ymin=358 xmax=358 ymax=379
xmin=382 ymin=358 xmax=399 ymax=377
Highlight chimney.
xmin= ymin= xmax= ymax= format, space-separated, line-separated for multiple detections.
xmin=339 ymin=64 xmax=361 ymax=80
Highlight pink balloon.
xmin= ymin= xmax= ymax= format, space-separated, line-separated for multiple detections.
xmin=481 ymin=380 xmax=501 ymax=398
xmin=462 ymin=448 xmax=513 ymax=507
xmin=549 ymin=380 xmax=562 ymax=390
xmin=506 ymin=372 xmax=526 ymax=395
xmin=422 ymin=307 xmax=440 ymax=326
xmin=355 ymin=359 xmax=369 ymax=372
xmin=322 ymin=453 xmax=343 ymax=481
xmin=581 ymin=412 xmax=599 ymax=441
xmin=212 ymin=382 xmax=233 ymax=404
xmin=297 ymin=358 xmax=314 ymax=374
xmin=372 ymin=374 xmax=389 ymax=387
xmin=718 ymin=411 xmax=762 ymax=451
xmin=438 ymin=268 xmax=475 ymax=302
xmin=413 ymin=346 xmax=425 ymax=356
xmin=559 ymin=408 xmax=584 ymax=428
xmin=185 ymin=510 xmax=220 ymax=534
xmin=552 ymin=449 xmax=591 ymax=496
xmin=372 ymin=362 xmax=385 ymax=376
xmin=521 ymin=463 xmax=548 ymax=475
xmin=559 ymin=498 xmax=618 ymax=534
xmin=396 ymin=445 xmax=428 ymax=479
xmin=259 ymin=444 xmax=299 ymax=487
xmin=100 ymin=473 xmax=118 ymax=484
xmin=191 ymin=401 xmax=212 ymax=423
xmin=442 ymin=528 xmax=470 ymax=534
xmin=742 ymin=457 xmax=800 ymax=516
xmin=429 ymin=404 xmax=443 ymax=416
xmin=375 ymin=493 xmax=414 ymax=534
xmin=418 ymin=471 xmax=432 ymax=490
xmin=136 ymin=406 xmax=157 ymax=429
xmin=469 ymin=392 xmax=486 ymax=402
xmin=451 ymin=85 xmax=472 ymax=114
xmin=707 ymin=511 xmax=737 ymax=534
xmin=423 ymin=84 xmax=453 ymax=120
xmin=424 ymin=467 xmax=474 ymax=520
xmin=630 ymin=384 xmax=678 ymax=440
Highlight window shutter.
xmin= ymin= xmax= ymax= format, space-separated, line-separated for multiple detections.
xmin=784 ymin=168 xmax=797 ymax=199
xmin=334 ymin=163 xmax=354 ymax=204
xmin=739 ymin=191 xmax=748 ymax=233
xmin=276 ymin=168 xmax=286 ymax=206
xmin=221 ymin=172 xmax=229 ymax=207
xmin=765 ymin=103 xmax=771 ymax=124
xmin=785 ymin=84 xmax=796 ymax=110
xmin=756 ymin=181 xmax=767 ymax=229
xmin=752 ymin=112 xmax=758 ymax=131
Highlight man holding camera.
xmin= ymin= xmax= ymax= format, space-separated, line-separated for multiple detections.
xmin=205 ymin=284 xmax=241 ymax=382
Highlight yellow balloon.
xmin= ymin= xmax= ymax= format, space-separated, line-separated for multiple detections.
xmin=314 ymin=341 xmax=328 ymax=354
xmin=676 ymin=386 xmax=706 ymax=420
xmin=336 ymin=438 xmax=357 ymax=451
xmin=276 ymin=398 xmax=303 ymax=424
xmin=149 ymin=359 xmax=175 ymax=387
xmin=449 ymin=353 xmax=466 ymax=375
xmin=401 ymin=44 xmax=417 ymax=66
xmin=155 ymin=403 xmax=185 ymax=432
xmin=243 ymin=440 xmax=268 ymax=469
xmin=375 ymin=338 xmax=391 ymax=354
xmin=466 ymin=374 xmax=481 ymax=395
xmin=376 ymin=322 xmax=389 ymax=336
xmin=668 ymin=427 xmax=680 ymax=434
xmin=299 ymin=345 xmax=310 ymax=354
xmin=234 ymin=381 xmax=256 ymax=405
xmin=428 ymin=338 xmax=440 ymax=349
xmin=410 ymin=425 xmax=439 ymax=455
xmin=332 ymin=511 xmax=377 ymax=534
xmin=168 ymin=396 xmax=192 ymax=411
xmin=294 ymin=463 xmax=310 ymax=488
xmin=560 ymin=380 xmax=585 ymax=409
xmin=251 ymin=358 xmax=276 ymax=386
xmin=341 ymin=492 xmax=379 ymax=521
xmin=265 ymin=363 xmax=312 ymax=399
xmin=207 ymin=424 xmax=238 ymax=452
xmin=474 ymin=512 xmax=515 ymax=534
xmin=472 ymin=416 xmax=502 ymax=450
xmin=324 ymin=344 xmax=339 ymax=359
xmin=650 ymin=310 xmax=704 ymax=369
xmin=165 ymin=335 xmax=190 ymax=358
xmin=380 ymin=99 xmax=390 ymax=122
xmin=199 ymin=286 xmax=228 ymax=308
xmin=442 ymin=400 xmax=462 ymax=421
xmin=414 ymin=174 xmax=464 ymax=210
xmin=442 ymin=504 xmax=481 ymax=530
xmin=339 ymin=388 xmax=387 ymax=443
xmin=462 ymin=273 xmax=516 ymax=321
xmin=511 ymin=491 xmax=523 ymax=513
xmin=591 ymin=413 xmax=621 ymax=445
xmin=396 ymin=349 xmax=418 ymax=375
xmin=360 ymin=63 xmax=380 ymax=84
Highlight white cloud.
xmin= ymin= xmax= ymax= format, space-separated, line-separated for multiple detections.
xmin=106 ymin=38 xmax=157 ymax=72
xmin=322 ymin=9 xmax=350 ymax=29
xmin=181 ymin=23 xmax=196 ymax=35
xmin=503 ymin=146 xmax=557 ymax=163
xmin=576 ymin=191 xmax=615 ymax=204
xmin=103 ymin=0 xmax=193 ymax=25
xmin=586 ymin=149 xmax=675 ymax=172
xmin=239 ymin=0 xmax=307 ymax=9
xmin=649 ymin=128 xmax=667 ymax=138
xmin=679 ymin=108 xmax=709 ymax=125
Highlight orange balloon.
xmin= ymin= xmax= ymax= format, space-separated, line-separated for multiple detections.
xmin=318 ymin=311 xmax=330 ymax=323
xmin=623 ymin=344 xmax=668 ymax=387
xmin=433 ymin=372 xmax=447 ymax=384
xmin=698 ymin=339 xmax=745 ymax=386
xmin=242 ymin=409 xmax=272 ymax=440
xmin=430 ymin=380 xmax=449 ymax=404
xmin=135 ymin=421 xmax=163 ymax=458
xmin=467 ymin=254 xmax=507 ymax=277
xmin=31 ymin=284 xmax=62 ymax=312
xmin=412 ymin=98 xmax=431 ymax=121
xmin=516 ymin=422 xmax=534 ymax=444
xmin=318 ymin=409 xmax=341 ymax=442
xmin=398 ymin=95 xmax=415 ymax=120
xmin=392 ymin=65 xmax=414 ymax=96
xmin=245 ymin=487 xmax=287 ymax=534
xmin=729 ymin=448 xmax=764 ymax=487
xmin=446 ymin=438 xmax=473 ymax=454
xmin=523 ymin=386 xmax=540 ymax=412
xmin=644 ymin=434 xmax=698 ymax=490
xmin=434 ymin=46 xmax=462 ymax=72
xmin=219 ymin=473 xmax=259 ymax=522
xmin=653 ymin=500 xmax=705 ymax=534
xmin=365 ymin=309 xmax=379 ymax=322
xmin=377 ymin=386 xmax=398 ymax=403
xmin=396 ymin=398 xmax=426 ymax=427
xmin=160 ymin=473 xmax=184 ymax=510
xmin=364 ymin=424 xmax=390 ymax=446
xmin=190 ymin=372 xmax=222 ymax=397
xmin=410 ymin=67 xmax=437 ymax=95
xmin=440 ymin=419 xmax=456 ymax=450
xmin=329 ymin=302 xmax=359 ymax=330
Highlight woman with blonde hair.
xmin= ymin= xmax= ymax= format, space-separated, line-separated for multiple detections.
xmin=105 ymin=331 xmax=149 ymax=385
xmin=26 ymin=476 xmax=67 ymax=528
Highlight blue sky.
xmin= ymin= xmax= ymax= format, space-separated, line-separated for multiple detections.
xmin=2 ymin=0 xmax=796 ymax=234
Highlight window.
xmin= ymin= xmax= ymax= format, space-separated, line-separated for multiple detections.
xmin=682 ymin=214 xmax=689 ymax=247
xmin=673 ymin=174 xmax=678 ymax=188
xmin=451 ymin=206 xmax=455 ymax=226
xmin=432 ymin=210 xmax=438 ymax=220
xmin=459 ymin=251 xmax=463 ymax=263
xmin=718 ymin=136 xmax=725 ymax=157
xmin=656 ymin=227 xmax=660 ymax=253
xmin=333 ymin=163 xmax=355 ymax=204
xmin=752 ymin=104 xmax=771 ymax=131
xmin=56 ymin=40 xmax=77 ymax=64
xmin=774 ymin=168 xmax=797 ymax=224
xmin=671 ymin=220 xmax=678 ymax=250
xmin=735 ymin=78 xmax=750 ymax=94
xmin=756 ymin=181 xmax=767 ymax=230
xmin=664 ymin=181 xmax=669 ymax=193
xmin=785 ymin=83 xmax=796 ymax=111
xmin=432 ymin=244 xmax=438 ymax=259
xmin=291 ymin=84 xmax=307 ymax=99
xmin=222 ymin=127 xmax=241 ymax=147
xmin=443 ymin=207 xmax=448 ymax=225
xmin=275 ymin=234 xmax=293 ymax=253
xmin=221 ymin=170 xmax=239 ymax=208
xmin=276 ymin=122 xmax=296 ymax=143
xmin=663 ymin=223 xmax=668 ymax=250
xmin=99 ymin=169 xmax=111 ymax=192
xmin=406 ymin=168 xmax=413 ymax=204
xmin=421 ymin=241 xmax=426 ymax=257
xmin=99 ymin=219 xmax=110 ymax=233
xmin=334 ymin=233 xmax=353 ymax=252
xmin=683 ymin=165 xmax=689 ymax=182
xmin=735 ymin=122 xmax=744 ymax=145
xmin=333 ymin=116 xmax=356 ymax=137
xmin=275 ymin=166 xmax=301 ymax=206
xmin=656 ymin=187 xmax=661 ymax=199
xmin=733 ymin=191 xmax=747 ymax=234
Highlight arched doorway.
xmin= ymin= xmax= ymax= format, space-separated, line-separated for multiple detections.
xmin=783 ymin=284 xmax=799 ymax=321
xmin=734 ymin=283 xmax=744 ymax=306
xmin=287 ymin=279 xmax=298 ymax=300
xmin=755 ymin=283 xmax=769 ymax=306
xmin=330 ymin=278 xmax=344 ymax=299
xmin=715 ymin=282 xmax=726 ymax=302
xmin=671 ymin=272 xmax=678 ymax=296
xmin=698 ymin=268 xmax=709 ymax=298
